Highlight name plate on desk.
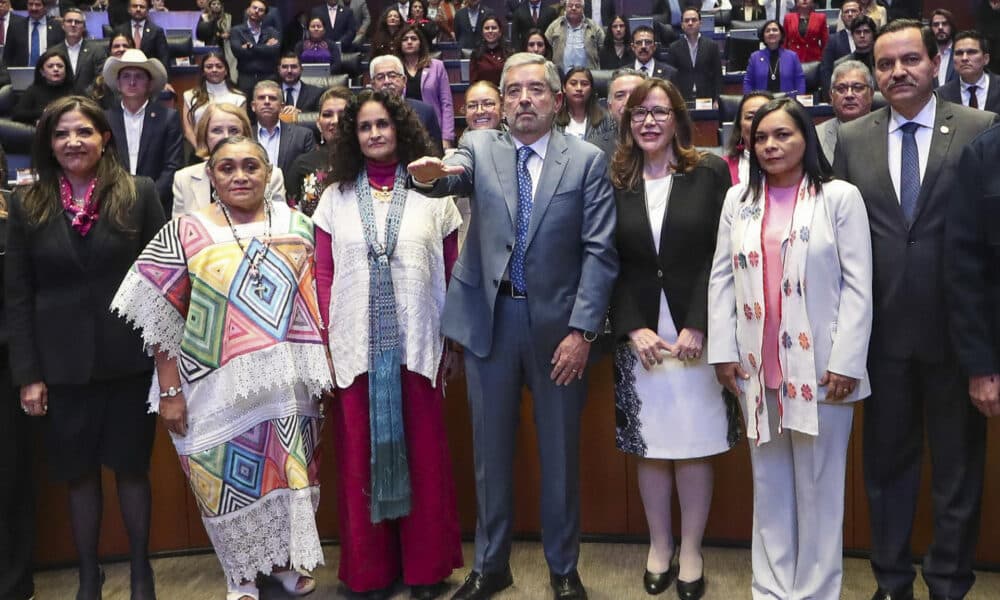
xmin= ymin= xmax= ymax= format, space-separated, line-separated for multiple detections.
xmin=174 ymin=56 xmax=191 ymax=67
xmin=16 ymin=169 xmax=36 ymax=186
xmin=798 ymin=95 xmax=815 ymax=107
xmin=695 ymin=98 xmax=714 ymax=110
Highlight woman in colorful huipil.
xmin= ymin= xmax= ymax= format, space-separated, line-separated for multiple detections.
xmin=112 ymin=135 xmax=333 ymax=600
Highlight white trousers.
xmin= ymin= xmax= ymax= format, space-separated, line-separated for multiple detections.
xmin=746 ymin=390 xmax=855 ymax=600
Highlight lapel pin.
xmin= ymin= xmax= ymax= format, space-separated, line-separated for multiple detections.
xmin=940 ymin=125 xmax=950 ymax=134
xmin=150 ymin=112 xmax=156 ymax=118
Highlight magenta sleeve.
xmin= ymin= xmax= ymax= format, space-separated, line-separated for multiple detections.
xmin=315 ymin=226 xmax=334 ymax=346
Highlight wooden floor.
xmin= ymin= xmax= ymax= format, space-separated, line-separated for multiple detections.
xmin=32 ymin=541 xmax=1000 ymax=599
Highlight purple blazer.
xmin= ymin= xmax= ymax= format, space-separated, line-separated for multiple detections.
xmin=743 ymin=48 xmax=806 ymax=96
xmin=419 ymin=58 xmax=455 ymax=143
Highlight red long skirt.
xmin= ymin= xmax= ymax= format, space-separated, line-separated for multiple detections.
xmin=332 ymin=369 xmax=464 ymax=592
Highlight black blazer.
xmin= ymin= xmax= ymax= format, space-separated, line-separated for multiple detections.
xmin=599 ymin=45 xmax=634 ymax=70
xmin=583 ymin=0 xmax=615 ymax=27
xmin=229 ymin=23 xmax=282 ymax=80
xmin=820 ymin=29 xmax=852 ymax=100
xmin=610 ymin=155 xmax=731 ymax=340
xmin=309 ymin=3 xmax=357 ymax=49
xmin=51 ymin=40 xmax=106 ymax=94
xmin=114 ymin=20 xmax=170 ymax=67
xmin=665 ymin=36 xmax=722 ymax=101
xmin=294 ymin=82 xmax=324 ymax=112
xmin=3 ymin=177 xmax=166 ymax=386
xmin=636 ymin=59 xmax=678 ymax=83
xmin=3 ymin=14 xmax=64 ymax=67
xmin=510 ymin=1 xmax=558 ymax=50
xmin=454 ymin=5 xmax=492 ymax=50
xmin=937 ymin=75 xmax=1000 ymax=115
xmin=254 ymin=121 xmax=316 ymax=179
xmin=106 ymin=104 xmax=183 ymax=214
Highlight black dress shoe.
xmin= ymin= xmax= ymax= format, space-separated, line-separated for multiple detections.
xmin=451 ymin=567 xmax=513 ymax=600
xmin=675 ymin=576 xmax=705 ymax=600
xmin=870 ymin=587 xmax=914 ymax=600
xmin=643 ymin=565 xmax=677 ymax=595
xmin=412 ymin=581 xmax=449 ymax=600
xmin=549 ymin=570 xmax=587 ymax=600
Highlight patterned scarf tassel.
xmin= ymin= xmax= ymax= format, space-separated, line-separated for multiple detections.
xmin=369 ymin=346 xmax=411 ymax=523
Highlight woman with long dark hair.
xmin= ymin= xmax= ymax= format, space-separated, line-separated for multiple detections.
xmin=555 ymin=67 xmax=609 ymax=139
xmin=12 ymin=49 xmax=75 ymax=124
xmin=521 ymin=27 xmax=553 ymax=59
xmin=469 ymin=15 xmax=512 ymax=85
xmin=371 ymin=7 xmax=405 ymax=58
xmin=394 ymin=24 xmax=455 ymax=148
xmin=180 ymin=50 xmax=246 ymax=148
xmin=708 ymin=97 xmax=873 ymax=599
xmin=599 ymin=15 xmax=634 ymax=69
xmin=407 ymin=0 xmax=440 ymax=45
xmin=286 ymin=86 xmax=353 ymax=216
xmin=723 ymin=91 xmax=774 ymax=185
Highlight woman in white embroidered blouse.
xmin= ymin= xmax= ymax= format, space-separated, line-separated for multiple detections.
xmin=707 ymin=97 xmax=873 ymax=600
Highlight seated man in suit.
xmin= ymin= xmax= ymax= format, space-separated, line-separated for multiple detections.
xmin=1 ymin=0 xmax=30 ymax=67
xmin=103 ymin=49 xmax=182 ymax=214
xmin=931 ymin=8 xmax=957 ymax=88
xmin=309 ymin=0 xmax=357 ymax=49
xmin=511 ymin=0 xmax=558 ymax=51
xmin=7 ymin=0 xmax=64 ymax=67
xmin=50 ymin=8 xmax=105 ymax=94
xmin=816 ymin=59 xmax=873 ymax=162
xmin=115 ymin=0 xmax=170 ymax=68
xmin=937 ymin=30 xmax=1000 ymax=114
xmin=820 ymin=0 xmax=860 ymax=101
xmin=251 ymin=79 xmax=315 ymax=180
xmin=454 ymin=0 xmax=491 ymax=50
xmin=630 ymin=25 xmax=676 ymax=82
xmin=586 ymin=66 xmax=645 ymax=160
xmin=834 ymin=15 xmax=875 ymax=73
xmin=665 ymin=8 xmax=721 ymax=104
xmin=230 ymin=0 xmax=282 ymax=98
xmin=277 ymin=52 xmax=323 ymax=115
xmin=369 ymin=54 xmax=444 ymax=155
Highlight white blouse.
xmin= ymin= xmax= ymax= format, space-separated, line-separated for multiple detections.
xmin=183 ymin=81 xmax=246 ymax=128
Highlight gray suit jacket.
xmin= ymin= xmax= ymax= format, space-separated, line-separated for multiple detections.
xmin=833 ymin=100 xmax=998 ymax=361
xmin=424 ymin=128 xmax=619 ymax=358
xmin=51 ymin=39 xmax=105 ymax=94
xmin=816 ymin=117 xmax=840 ymax=164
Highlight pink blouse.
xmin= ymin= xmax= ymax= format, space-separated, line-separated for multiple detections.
xmin=761 ymin=183 xmax=799 ymax=389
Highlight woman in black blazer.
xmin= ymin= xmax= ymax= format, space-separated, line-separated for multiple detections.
xmin=4 ymin=96 xmax=165 ymax=600
xmin=608 ymin=78 xmax=736 ymax=600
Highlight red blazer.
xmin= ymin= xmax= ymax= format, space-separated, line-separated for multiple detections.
xmin=783 ymin=11 xmax=828 ymax=64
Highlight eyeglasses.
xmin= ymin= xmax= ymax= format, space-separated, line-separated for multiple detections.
xmin=373 ymin=72 xmax=403 ymax=82
xmin=465 ymin=99 xmax=498 ymax=111
xmin=832 ymin=82 xmax=869 ymax=95
xmin=630 ymin=106 xmax=674 ymax=123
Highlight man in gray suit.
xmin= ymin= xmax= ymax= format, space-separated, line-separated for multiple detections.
xmin=408 ymin=52 xmax=617 ymax=600
xmin=833 ymin=20 xmax=997 ymax=600
xmin=817 ymin=60 xmax=874 ymax=163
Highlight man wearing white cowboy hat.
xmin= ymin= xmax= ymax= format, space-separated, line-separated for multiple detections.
xmin=103 ymin=48 xmax=182 ymax=215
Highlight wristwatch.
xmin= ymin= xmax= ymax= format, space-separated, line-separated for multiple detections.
xmin=577 ymin=329 xmax=599 ymax=343
xmin=159 ymin=386 xmax=182 ymax=398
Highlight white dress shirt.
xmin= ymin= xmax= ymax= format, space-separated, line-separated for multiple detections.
xmin=122 ymin=100 xmax=149 ymax=175
xmin=887 ymin=96 xmax=935 ymax=204
xmin=635 ymin=58 xmax=655 ymax=74
xmin=257 ymin=123 xmax=282 ymax=166
xmin=283 ymin=80 xmax=302 ymax=107
xmin=512 ymin=130 xmax=549 ymax=200
xmin=397 ymin=1 xmax=409 ymax=19
xmin=31 ymin=16 xmax=49 ymax=55
xmin=937 ymin=44 xmax=952 ymax=86
xmin=590 ymin=0 xmax=602 ymax=28
xmin=962 ymin=72 xmax=989 ymax=109
xmin=65 ymin=39 xmax=82 ymax=74
xmin=327 ymin=4 xmax=338 ymax=29
xmin=0 ymin=14 xmax=10 ymax=46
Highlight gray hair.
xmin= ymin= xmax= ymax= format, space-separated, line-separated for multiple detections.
xmin=253 ymin=79 xmax=281 ymax=98
xmin=370 ymin=54 xmax=404 ymax=78
xmin=499 ymin=52 xmax=561 ymax=95
xmin=830 ymin=60 xmax=875 ymax=91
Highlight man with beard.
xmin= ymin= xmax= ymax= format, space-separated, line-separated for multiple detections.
xmin=931 ymin=8 xmax=957 ymax=87
xmin=835 ymin=15 xmax=877 ymax=73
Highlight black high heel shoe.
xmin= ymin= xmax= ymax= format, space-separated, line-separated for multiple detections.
xmin=643 ymin=563 xmax=677 ymax=596
xmin=675 ymin=554 xmax=705 ymax=600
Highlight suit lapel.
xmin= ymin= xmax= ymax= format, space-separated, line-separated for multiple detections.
xmin=110 ymin=108 xmax=129 ymax=171
xmin=489 ymin=132 xmax=518 ymax=226
xmin=525 ymin=130 xmax=568 ymax=247
xmin=137 ymin=108 xmax=159 ymax=173
xmin=911 ymin=103 xmax=955 ymax=226
xmin=987 ymin=75 xmax=1000 ymax=111
xmin=277 ymin=126 xmax=291 ymax=171
xmin=658 ymin=173 xmax=691 ymax=262
xmin=623 ymin=186 xmax=657 ymax=258
xmin=869 ymin=109 xmax=900 ymax=213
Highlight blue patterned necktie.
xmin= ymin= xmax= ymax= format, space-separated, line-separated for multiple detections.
xmin=899 ymin=121 xmax=920 ymax=224
xmin=511 ymin=144 xmax=534 ymax=294
xmin=30 ymin=21 xmax=40 ymax=67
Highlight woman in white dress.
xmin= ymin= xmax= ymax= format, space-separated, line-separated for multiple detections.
xmin=180 ymin=51 xmax=246 ymax=148
xmin=609 ymin=78 xmax=736 ymax=600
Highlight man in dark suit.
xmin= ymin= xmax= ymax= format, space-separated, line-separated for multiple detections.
xmin=4 ymin=0 xmax=63 ymax=66
xmin=50 ymin=8 xmax=105 ymax=94
xmin=931 ymin=8 xmax=957 ymax=88
xmin=833 ymin=20 xmax=998 ymax=600
xmin=883 ymin=0 xmax=922 ymax=23
xmin=511 ymin=0 xmax=557 ymax=51
xmin=230 ymin=0 xmax=282 ymax=98
xmin=665 ymin=9 xmax=721 ymax=103
xmin=113 ymin=0 xmax=169 ymax=67
xmin=0 ymin=0 xmax=29 ymax=67
xmin=454 ymin=0 xmax=491 ymax=50
xmin=370 ymin=54 xmax=443 ymax=155
xmin=309 ymin=0 xmax=357 ymax=49
xmin=408 ymin=52 xmax=617 ymax=600
xmin=103 ymin=49 xmax=183 ymax=215
xmin=582 ymin=0 xmax=613 ymax=29
xmin=937 ymin=30 xmax=1000 ymax=115
xmin=277 ymin=53 xmax=323 ymax=113
xmin=820 ymin=0 xmax=860 ymax=101
xmin=250 ymin=80 xmax=315 ymax=180
xmin=631 ymin=26 xmax=677 ymax=82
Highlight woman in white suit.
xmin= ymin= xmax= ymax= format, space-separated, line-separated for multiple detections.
xmin=171 ymin=103 xmax=285 ymax=219
xmin=707 ymin=97 xmax=872 ymax=600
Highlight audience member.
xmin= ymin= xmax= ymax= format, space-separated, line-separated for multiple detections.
xmin=783 ymin=0 xmax=827 ymax=65
xmin=6 ymin=95 xmax=167 ymax=600
xmin=834 ymin=16 xmax=875 ymax=73
xmin=310 ymin=0 xmax=358 ymax=49
xmin=710 ymin=97 xmax=873 ymax=600
xmin=194 ymin=0 xmax=232 ymax=46
xmin=931 ymin=9 xmax=958 ymax=87
xmin=816 ymin=60 xmax=873 ymax=162
xmin=286 ymin=86 xmax=352 ymax=215
xmin=453 ymin=79 xmax=503 ymax=246
xmin=977 ymin=0 xmax=1000 ymax=74
xmin=396 ymin=25 xmax=455 ymax=147
xmin=114 ymin=0 xmax=170 ymax=68
xmin=428 ymin=0 xmax=456 ymax=42
xmin=12 ymin=49 xmax=74 ymax=124
xmin=454 ymin=0 xmax=490 ymax=50
xmin=0 ymin=0 xmax=29 ymax=67
xmin=407 ymin=52 xmax=618 ymax=600
xmin=150 ymin=0 xmax=167 ymax=11
xmin=555 ymin=66 xmax=608 ymax=138
xmin=469 ymin=15 xmax=512 ymax=86
xmin=545 ymin=0 xmax=603 ymax=71
xmin=722 ymin=91 xmax=773 ymax=185
xmin=172 ymin=102 xmax=285 ymax=218
xmin=112 ymin=135 xmax=329 ymax=600
xmin=744 ymin=20 xmax=805 ymax=96
xmin=884 ymin=0 xmax=921 ymax=21
xmin=277 ymin=53 xmax=323 ymax=113
xmin=5 ymin=0 xmax=63 ymax=67
xmin=295 ymin=16 xmax=339 ymax=66
xmin=598 ymin=15 xmax=633 ymax=70
xmin=370 ymin=6 xmax=404 ymax=57
xmin=586 ymin=67 xmax=646 ymax=160
xmin=763 ymin=0 xmax=795 ymax=22
xmin=230 ymin=0 xmax=282 ymax=98
xmin=938 ymin=30 xmax=1000 ymax=113
xmin=88 ymin=33 xmax=134 ymax=110
xmin=631 ymin=26 xmax=676 ymax=81
xmin=180 ymin=50 xmax=246 ymax=148
xmin=522 ymin=27 xmax=553 ymax=60
xmin=832 ymin=19 xmax=998 ymax=600
xmin=370 ymin=54 xmax=443 ymax=153
xmin=512 ymin=0 xmax=557 ymax=51
xmin=820 ymin=0 xmax=860 ymax=100
xmin=582 ymin=0 xmax=613 ymax=29
xmin=345 ymin=0 xmax=371 ymax=46
xmin=313 ymin=88 xmax=463 ymax=600
xmin=611 ymin=76 xmax=734 ymax=600
xmin=49 ymin=8 xmax=101 ymax=95
xmin=855 ymin=0 xmax=885 ymax=29
xmin=665 ymin=9 xmax=722 ymax=103
xmin=250 ymin=79 xmax=315 ymax=181
xmin=408 ymin=0 xmax=439 ymax=44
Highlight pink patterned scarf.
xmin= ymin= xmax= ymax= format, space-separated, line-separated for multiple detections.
xmin=60 ymin=176 xmax=100 ymax=236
